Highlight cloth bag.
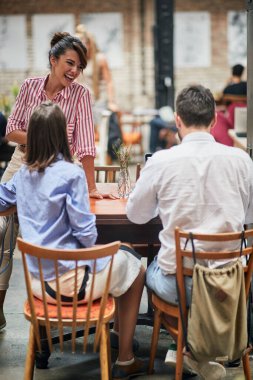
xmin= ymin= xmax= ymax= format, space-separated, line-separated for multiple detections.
xmin=187 ymin=259 xmax=247 ymax=362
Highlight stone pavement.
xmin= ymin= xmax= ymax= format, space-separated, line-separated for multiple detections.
xmin=0 ymin=252 xmax=251 ymax=379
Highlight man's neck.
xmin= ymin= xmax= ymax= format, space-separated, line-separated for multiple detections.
xmin=181 ymin=126 xmax=210 ymax=138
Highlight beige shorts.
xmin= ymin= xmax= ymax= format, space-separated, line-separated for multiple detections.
xmin=31 ymin=246 xmax=142 ymax=304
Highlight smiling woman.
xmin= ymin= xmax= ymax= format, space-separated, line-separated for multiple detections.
xmin=0 ymin=31 xmax=110 ymax=334
xmin=2 ymin=32 xmax=107 ymax=197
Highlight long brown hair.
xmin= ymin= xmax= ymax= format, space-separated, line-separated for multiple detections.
xmin=25 ymin=101 xmax=72 ymax=172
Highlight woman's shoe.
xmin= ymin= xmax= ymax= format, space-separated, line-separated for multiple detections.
xmin=112 ymin=357 xmax=148 ymax=380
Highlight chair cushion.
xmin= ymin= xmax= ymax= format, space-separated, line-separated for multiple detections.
xmin=24 ymin=296 xmax=115 ymax=320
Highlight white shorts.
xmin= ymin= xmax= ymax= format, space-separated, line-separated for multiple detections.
xmin=31 ymin=245 xmax=142 ymax=304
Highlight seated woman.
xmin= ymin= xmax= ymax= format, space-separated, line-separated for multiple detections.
xmin=0 ymin=101 xmax=147 ymax=379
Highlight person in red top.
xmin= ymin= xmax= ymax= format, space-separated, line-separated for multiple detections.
xmin=0 ymin=32 xmax=115 ymax=332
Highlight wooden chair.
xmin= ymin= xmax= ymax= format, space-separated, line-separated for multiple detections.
xmin=222 ymin=94 xmax=247 ymax=105
xmin=148 ymin=227 xmax=253 ymax=380
xmin=95 ymin=165 xmax=120 ymax=183
xmin=17 ymin=238 xmax=121 ymax=380
xmin=95 ymin=164 xmax=141 ymax=183
xmin=117 ymin=112 xmax=144 ymax=157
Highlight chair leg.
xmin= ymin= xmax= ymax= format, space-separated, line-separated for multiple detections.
xmin=100 ymin=324 xmax=109 ymax=380
xmin=175 ymin=323 xmax=183 ymax=380
xmin=242 ymin=352 xmax=251 ymax=380
xmin=148 ymin=308 xmax=162 ymax=374
xmin=106 ymin=323 xmax=112 ymax=380
xmin=24 ymin=324 xmax=36 ymax=380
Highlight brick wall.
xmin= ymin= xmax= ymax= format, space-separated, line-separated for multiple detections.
xmin=0 ymin=0 xmax=246 ymax=111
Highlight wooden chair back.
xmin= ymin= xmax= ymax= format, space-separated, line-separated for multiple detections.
xmin=149 ymin=228 xmax=253 ymax=380
xmin=117 ymin=111 xmax=144 ymax=156
xmin=95 ymin=165 xmax=120 ymax=182
xmin=175 ymin=228 xmax=253 ymax=325
xmin=17 ymin=238 xmax=121 ymax=379
xmin=95 ymin=164 xmax=141 ymax=183
xmin=222 ymin=94 xmax=247 ymax=105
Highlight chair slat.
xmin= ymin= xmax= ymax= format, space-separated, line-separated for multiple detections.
xmin=54 ymin=261 xmax=64 ymax=352
xmin=38 ymin=258 xmax=53 ymax=353
xmin=84 ymin=259 xmax=97 ymax=353
xmin=71 ymin=263 xmax=78 ymax=353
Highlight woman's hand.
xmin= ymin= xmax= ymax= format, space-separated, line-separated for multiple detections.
xmin=89 ymin=189 xmax=119 ymax=199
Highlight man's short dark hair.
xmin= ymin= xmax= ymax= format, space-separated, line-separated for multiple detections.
xmin=232 ymin=64 xmax=244 ymax=77
xmin=176 ymin=85 xmax=215 ymax=127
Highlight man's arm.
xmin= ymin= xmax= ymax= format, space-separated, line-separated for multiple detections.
xmin=126 ymin=158 xmax=158 ymax=224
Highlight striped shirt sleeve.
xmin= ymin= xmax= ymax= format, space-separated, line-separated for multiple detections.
xmin=74 ymin=87 xmax=96 ymax=160
xmin=6 ymin=80 xmax=29 ymax=135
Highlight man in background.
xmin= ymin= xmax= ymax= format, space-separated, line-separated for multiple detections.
xmin=223 ymin=63 xmax=247 ymax=96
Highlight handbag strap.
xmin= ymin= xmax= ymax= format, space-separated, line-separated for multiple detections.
xmin=240 ymin=230 xmax=246 ymax=256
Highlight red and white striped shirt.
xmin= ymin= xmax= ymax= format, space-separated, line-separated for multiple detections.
xmin=7 ymin=75 xmax=96 ymax=160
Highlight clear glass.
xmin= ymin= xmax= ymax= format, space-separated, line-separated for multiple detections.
xmin=117 ymin=166 xmax=131 ymax=198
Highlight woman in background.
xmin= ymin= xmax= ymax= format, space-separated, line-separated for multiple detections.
xmin=75 ymin=25 xmax=122 ymax=162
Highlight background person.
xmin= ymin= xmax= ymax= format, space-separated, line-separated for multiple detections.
xmin=126 ymin=85 xmax=253 ymax=379
xmin=0 ymin=112 xmax=15 ymax=178
xmin=0 ymin=101 xmax=147 ymax=379
xmin=223 ymin=63 xmax=247 ymax=96
xmin=75 ymin=24 xmax=122 ymax=162
xmin=149 ymin=106 xmax=178 ymax=153
xmin=211 ymin=64 xmax=247 ymax=145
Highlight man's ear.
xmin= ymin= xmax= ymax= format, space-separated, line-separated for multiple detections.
xmin=210 ymin=113 xmax=217 ymax=129
xmin=174 ymin=113 xmax=182 ymax=129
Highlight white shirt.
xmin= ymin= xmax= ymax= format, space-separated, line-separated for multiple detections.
xmin=126 ymin=132 xmax=253 ymax=274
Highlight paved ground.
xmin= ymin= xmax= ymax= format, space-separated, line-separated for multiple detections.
xmin=0 ymin=251 xmax=252 ymax=379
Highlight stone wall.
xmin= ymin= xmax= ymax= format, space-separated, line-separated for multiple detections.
xmin=0 ymin=0 xmax=246 ymax=111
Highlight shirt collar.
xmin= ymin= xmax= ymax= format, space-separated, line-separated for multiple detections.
xmin=41 ymin=74 xmax=73 ymax=100
xmin=182 ymin=131 xmax=215 ymax=144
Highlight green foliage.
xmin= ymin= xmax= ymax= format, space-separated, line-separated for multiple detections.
xmin=112 ymin=142 xmax=132 ymax=168
xmin=0 ymin=82 xmax=20 ymax=117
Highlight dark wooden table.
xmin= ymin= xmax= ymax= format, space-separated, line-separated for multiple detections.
xmin=90 ymin=183 xmax=161 ymax=257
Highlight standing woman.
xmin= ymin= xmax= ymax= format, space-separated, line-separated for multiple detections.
xmin=2 ymin=32 xmax=103 ymax=198
xmin=0 ymin=32 xmax=107 ymax=331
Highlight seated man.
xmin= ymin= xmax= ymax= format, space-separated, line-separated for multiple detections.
xmin=127 ymin=85 xmax=253 ymax=379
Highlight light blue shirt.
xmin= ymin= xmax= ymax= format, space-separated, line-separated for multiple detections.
xmin=0 ymin=155 xmax=110 ymax=280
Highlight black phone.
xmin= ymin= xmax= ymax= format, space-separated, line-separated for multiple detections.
xmin=145 ymin=153 xmax=153 ymax=162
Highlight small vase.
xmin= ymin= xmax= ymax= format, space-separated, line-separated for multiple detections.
xmin=118 ymin=166 xmax=131 ymax=198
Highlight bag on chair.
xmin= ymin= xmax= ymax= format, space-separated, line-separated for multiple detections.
xmin=183 ymin=233 xmax=248 ymax=363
